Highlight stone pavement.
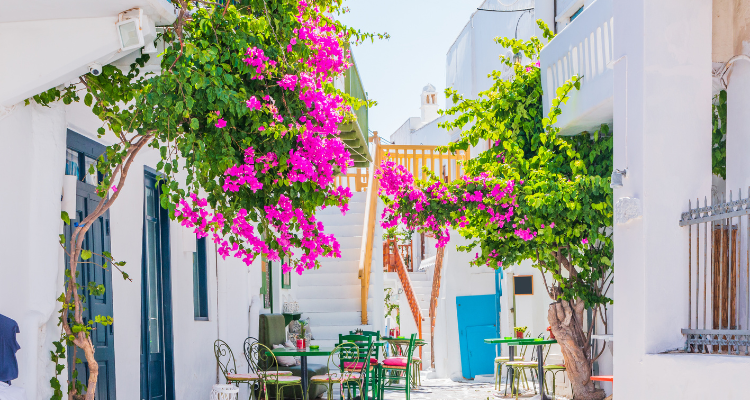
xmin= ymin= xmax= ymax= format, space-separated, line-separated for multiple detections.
xmin=317 ymin=371 xmax=572 ymax=400
xmin=360 ymin=372 xmax=570 ymax=400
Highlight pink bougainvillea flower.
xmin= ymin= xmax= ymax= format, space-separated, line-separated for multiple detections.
xmin=215 ymin=118 xmax=227 ymax=129
xmin=111 ymin=185 xmax=118 ymax=193
xmin=582 ymin=238 xmax=589 ymax=245
xmin=246 ymin=96 xmax=261 ymax=110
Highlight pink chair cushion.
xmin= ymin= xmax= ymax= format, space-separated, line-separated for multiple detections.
xmin=382 ymin=357 xmax=408 ymax=367
xmin=343 ymin=358 xmax=379 ymax=370
xmin=344 ymin=362 xmax=365 ymax=370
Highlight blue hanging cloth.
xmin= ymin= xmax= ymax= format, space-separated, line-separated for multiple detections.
xmin=0 ymin=314 xmax=20 ymax=384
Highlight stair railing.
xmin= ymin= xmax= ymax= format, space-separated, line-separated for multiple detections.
xmin=392 ymin=249 xmax=423 ymax=364
xmin=357 ymin=135 xmax=470 ymax=326
xmin=429 ymin=246 xmax=445 ymax=368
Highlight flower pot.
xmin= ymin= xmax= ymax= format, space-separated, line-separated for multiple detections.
xmin=549 ymin=330 xmax=555 ymax=340
xmin=296 ymin=339 xmax=306 ymax=349
xmin=516 ymin=331 xmax=524 ymax=339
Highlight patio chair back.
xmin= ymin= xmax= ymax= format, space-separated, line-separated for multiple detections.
xmin=214 ymin=339 xmax=239 ymax=384
xmin=243 ymin=336 xmax=260 ymax=373
xmin=246 ymin=341 xmax=281 ymax=382
xmin=339 ymin=334 xmax=376 ymax=370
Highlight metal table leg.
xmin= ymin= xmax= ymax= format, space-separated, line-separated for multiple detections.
xmin=301 ymin=355 xmax=308 ymax=400
xmin=507 ymin=345 xmax=515 ymax=395
xmin=537 ymin=345 xmax=551 ymax=400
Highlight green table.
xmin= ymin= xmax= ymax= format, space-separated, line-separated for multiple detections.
xmin=484 ymin=338 xmax=557 ymax=400
xmin=268 ymin=347 xmax=334 ymax=400
xmin=381 ymin=337 xmax=426 ymax=358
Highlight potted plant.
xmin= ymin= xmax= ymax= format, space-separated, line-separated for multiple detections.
xmin=547 ymin=326 xmax=555 ymax=339
xmin=297 ymin=321 xmax=308 ymax=349
xmin=514 ymin=326 xmax=527 ymax=339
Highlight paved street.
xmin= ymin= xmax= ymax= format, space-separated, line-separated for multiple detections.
xmin=318 ymin=372 xmax=572 ymax=400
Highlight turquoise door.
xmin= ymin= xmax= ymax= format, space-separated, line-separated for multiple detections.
xmin=456 ymin=294 xmax=497 ymax=379
xmin=140 ymin=171 xmax=175 ymax=400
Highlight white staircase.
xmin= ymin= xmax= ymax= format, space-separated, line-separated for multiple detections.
xmin=296 ymin=192 xmax=373 ymax=351
xmin=409 ymin=270 xmax=432 ymax=365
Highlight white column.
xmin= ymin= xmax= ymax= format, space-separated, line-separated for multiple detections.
xmin=612 ymin=1 xmax=712 ymax=399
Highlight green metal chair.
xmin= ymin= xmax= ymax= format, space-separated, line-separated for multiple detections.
xmin=246 ymin=341 xmax=303 ymax=400
xmin=215 ymin=339 xmax=261 ymax=400
xmin=309 ymin=342 xmax=364 ymax=400
xmin=340 ymin=334 xmax=378 ymax=399
xmin=506 ymin=338 xmax=552 ymax=400
xmin=493 ymin=355 xmax=510 ymax=390
xmin=543 ymin=364 xmax=567 ymax=398
xmin=378 ymin=333 xmax=417 ymax=400
xmin=502 ymin=335 xmax=532 ymax=397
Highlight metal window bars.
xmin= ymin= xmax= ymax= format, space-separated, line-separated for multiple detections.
xmin=679 ymin=189 xmax=750 ymax=355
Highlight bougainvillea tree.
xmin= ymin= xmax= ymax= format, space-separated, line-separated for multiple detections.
xmin=376 ymin=22 xmax=612 ymax=400
xmin=33 ymin=1 xmax=382 ymax=399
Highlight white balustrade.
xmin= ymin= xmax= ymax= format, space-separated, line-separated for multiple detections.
xmin=540 ymin=0 xmax=614 ymax=135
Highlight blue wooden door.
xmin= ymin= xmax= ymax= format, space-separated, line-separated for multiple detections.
xmin=456 ymin=294 xmax=497 ymax=379
xmin=65 ymin=132 xmax=116 ymax=400
xmin=141 ymin=172 xmax=175 ymax=400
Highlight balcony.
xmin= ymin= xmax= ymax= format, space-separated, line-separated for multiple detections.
xmin=338 ymin=53 xmax=372 ymax=168
xmin=540 ymin=0 xmax=613 ymax=135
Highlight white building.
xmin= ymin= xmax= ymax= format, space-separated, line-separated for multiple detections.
xmin=540 ymin=0 xmax=750 ymax=397
xmin=385 ymin=0 xmax=564 ymax=385
xmin=0 ymin=2 xmax=374 ymax=400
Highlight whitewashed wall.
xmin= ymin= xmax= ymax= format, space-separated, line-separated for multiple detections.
xmin=0 ymin=96 xmax=263 ymax=400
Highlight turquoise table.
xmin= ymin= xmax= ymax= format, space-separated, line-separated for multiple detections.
xmin=485 ymin=338 xmax=557 ymax=400
xmin=269 ymin=347 xmax=334 ymax=400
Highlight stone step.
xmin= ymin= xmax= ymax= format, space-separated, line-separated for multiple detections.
xmin=296 ymin=273 xmax=360 ymax=287
xmin=330 ymin=236 xmax=363 ymax=249
xmin=322 ymin=224 xmax=364 ymax=237
xmin=304 ymin=311 xmax=362 ymax=326
xmin=299 ymin=298 xmax=360 ymax=313
xmin=409 ymin=272 xmax=431 ymax=281
xmin=315 ymin=212 xmax=365 ymax=226
xmin=301 ymin=259 xmax=359 ymax=274
xmin=295 ymin=284 xmax=360 ymax=299
xmin=311 ymin=325 xmax=375 ymax=340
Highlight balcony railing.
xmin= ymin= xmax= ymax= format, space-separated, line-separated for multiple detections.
xmin=679 ymin=190 xmax=750 ymax=355
xmin=383 ymin=239 xmax=413 ymax=272
xmin=335 ymin=144 xmax=471 ymax=192
xmin=540 ymin=0 xmax=613 ymax=135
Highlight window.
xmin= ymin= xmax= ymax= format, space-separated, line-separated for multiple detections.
xmin=281 ymin=265 xmax=291 ymax=289
xmin=570 ymin=6 xmax=584 ymax=22
xmin=192 ymin=237 xmax=209 ymax=320
xmin=261 ymin=259 xmax=272 ymax=310
xmin=66 ymin=148 xmax=98 ymax=183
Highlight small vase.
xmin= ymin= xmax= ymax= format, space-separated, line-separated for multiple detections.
xmin=549 ymin=331 xmax=555 ymax=340
xmin=516 ymin=331 xmax=524 ymax=339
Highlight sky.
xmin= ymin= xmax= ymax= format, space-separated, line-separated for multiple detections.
xmin=338 ymin=0 xmax=486 ymax=139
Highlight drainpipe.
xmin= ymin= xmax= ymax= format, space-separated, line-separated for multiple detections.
xmin=248 ymin=295 xmax=261 ymax=340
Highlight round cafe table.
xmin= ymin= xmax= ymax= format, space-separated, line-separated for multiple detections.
xmin=484 ymin=337 xmax=558 ymax=400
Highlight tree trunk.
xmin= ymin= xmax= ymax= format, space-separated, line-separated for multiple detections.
xmin=548 ymin=299 xmax=605 ymax=400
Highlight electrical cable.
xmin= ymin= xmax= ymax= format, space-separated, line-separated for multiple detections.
xmin=477 ymin=7 xmax=534 ymax=12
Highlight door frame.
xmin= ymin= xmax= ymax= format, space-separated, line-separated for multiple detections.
xmin=65 ymin=129 xmax=117 ymax=399
xmin=140 ymin=167 xmax=176 ymax=400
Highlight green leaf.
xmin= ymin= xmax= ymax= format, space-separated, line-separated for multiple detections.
xmin=61 ymin=211 xmax=70 ymax=225
xmin=190 ymin=118 xmax=199 ymax=130
xmin=81 ymin=250 xmax=92 ymax=260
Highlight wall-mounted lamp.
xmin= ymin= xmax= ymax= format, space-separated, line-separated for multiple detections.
xmin=117 ymin=9 xmax=157 ymax=53
xmin=610 ymin=169 xmax=627 ymax=189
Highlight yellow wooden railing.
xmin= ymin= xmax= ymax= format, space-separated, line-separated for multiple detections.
xmin=336 ymin=144 xmax=471 ymax=193
xmin=355 ymin=133 xmax=469 ymax=326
